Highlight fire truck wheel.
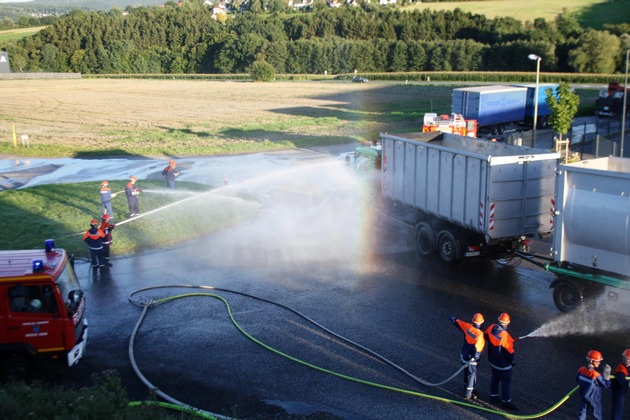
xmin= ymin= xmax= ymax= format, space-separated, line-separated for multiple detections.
xmin=437 ymin=230 xmax=463 ymax=265
xmin=0 ymin=354 xmax=33 ymax=381
xmin=552 ymin=280 xmax=583 ymax=312
xmin=415 ymin=223 xmax=435 ymax=257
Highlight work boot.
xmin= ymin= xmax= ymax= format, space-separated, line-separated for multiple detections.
xmin=502 ymin=401 xmax=518 ymax=411
xmin=472 ymin=389 xmax=479 ymax=399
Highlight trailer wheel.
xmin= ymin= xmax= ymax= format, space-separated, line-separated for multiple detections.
xmin=552 ymin=280 xmax=583 ymax=312
xmin=415 ymin=223 xmax=435 ymax=257
xmin=0 ymin=354 xmax=33 ymax=381
xmin=437 ymin=231 xmax=462 ymax=265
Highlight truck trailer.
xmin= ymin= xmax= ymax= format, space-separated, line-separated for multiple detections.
xmin=542 ymin=157 xmax=630 ymax=312
xmin=0 ymin=242 xmax=88 ymax=378
xmin=451 ymin=84 xmax=558 ymax=134
xmin=377 ymin=132 xmax=560 ymax=264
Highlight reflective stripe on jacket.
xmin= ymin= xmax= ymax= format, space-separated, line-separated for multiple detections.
xmin=455 ymin=319 xmax=485 ymax=362
xmin=485 ymin=323 xmax=515 ymax=370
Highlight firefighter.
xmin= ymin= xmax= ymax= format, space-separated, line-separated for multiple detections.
xmin=485 ymin=313 xmax=518 ymax=411
xmin=100 ymin=214 xmax=115 ymax=266
xmin=611 ymin=349 xmax=630 ymax=420
xmin=449 ymin=313 xmax=485 ymax=400
xmin=162 ymin=159 xmax=180 ymax=190
xmin=577 ymin=349 xmax=611 ymax=420
xmin=99 ymin=181 xmax=117 ymax=223
xmin=125 ymin=176 xmax=141 ymax=216
xmin=83 ymin=219 xmax=106 ymax=268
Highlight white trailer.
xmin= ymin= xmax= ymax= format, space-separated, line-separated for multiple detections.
xmin=546 ymin=157 xmax=630 ymax=312
xmin=378 ymin=132 xmax=560 ymax=264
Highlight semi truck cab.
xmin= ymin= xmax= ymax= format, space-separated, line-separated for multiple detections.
xmin=0 ymin=242 xmax=88 ymax=378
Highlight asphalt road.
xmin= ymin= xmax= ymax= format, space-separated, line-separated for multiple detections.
xmin=9 ymin=147 xmax=629 ymax=419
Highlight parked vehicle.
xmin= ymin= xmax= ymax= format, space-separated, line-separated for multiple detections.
xmin=422 ymin=113 xmax=478 ymax=138
xmin=352 ymin=76 xmax=368 ymax=83
xmin=0 ymin=241 xmax=88 ymax=379
xmin=595 ymin=81 xmax=627 ymax=118
xmin=520 ymin=157 xmax=630 ymax=312
xmin=375 ymin=131 xmax=559 ymax=264
xmin=451 ymin=84 xmax=558 ymax=134
xmin=348 ymin=133 xmax=629 ymax=313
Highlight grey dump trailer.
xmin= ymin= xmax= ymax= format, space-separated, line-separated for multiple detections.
xmin=378 ymin=132 xmax=560 ymax=264
xmin=544 ymin=157 xmax=630 ymax=312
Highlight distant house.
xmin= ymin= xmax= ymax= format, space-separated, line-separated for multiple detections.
xmin=211 ymin=3 xmax=228 ymax=19
xmin=289 ymin=0 xmax=314 ymax=9
xmin=327 ymin=0 xmax=342 ymax=6
xmin=378 ymin=0 xmax=396 ymax=4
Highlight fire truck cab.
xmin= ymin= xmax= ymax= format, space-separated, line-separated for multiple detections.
xmin=0 ymin=241 xmax=88 ymax=378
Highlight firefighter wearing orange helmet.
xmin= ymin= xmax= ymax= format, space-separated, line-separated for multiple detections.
xmin=82 ymin=219 xmax=106 ymax=268
xmin=449 ymin=313 xmax=485 ymax=400
xmin=611 ymin=349 xmax=630 ymax=420
xmin=162 ymin=159 xmax=181 ymax=191
xmin=577 ymin=349 xmax=611 ymax=420
xmin=100 ymin=214 xmax=115 ymax=266
xmin=125 ymin=176 xmax=141 ymax=217
xmin=485 ymin=313 xmax=518 ymax=411
xmin=99 ymin=181 xmax=116 ymax=223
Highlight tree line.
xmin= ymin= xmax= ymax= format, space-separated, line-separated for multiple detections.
xmin=2 ymin=0 xmax=629 ymax=75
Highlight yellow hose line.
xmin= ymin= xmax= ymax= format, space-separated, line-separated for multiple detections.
xmin=147 ymin=292 xmax=579 ymax=419
xmin=128 ymin=400 xmax=218 ymax=419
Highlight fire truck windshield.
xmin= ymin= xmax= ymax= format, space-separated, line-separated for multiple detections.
xmin=56 ymin=260 xmax=81 ymax=308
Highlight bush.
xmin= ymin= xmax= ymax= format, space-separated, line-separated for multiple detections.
xmin=249 ymin=60 xmax=275 ymax=82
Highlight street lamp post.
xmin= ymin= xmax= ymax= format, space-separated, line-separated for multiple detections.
xmin=621 ymin=48 xmax=629 ymax=159
xmin=528 ymin=54 xmax=542 ymax=146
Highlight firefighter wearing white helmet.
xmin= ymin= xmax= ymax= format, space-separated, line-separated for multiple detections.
xmin=611 ymin=349 xmax=630 ymax=420
xmin=485 ymin=313 xmax=518 ymax=411
xmin=99 ymin=180 xmax=116 ymax=223
xmin=162 ymin=159 xmax=181 ymax=191
xmin=125 ymin=176 xmax=141 ymax=217
xmin=449 ymin=312 xmax=485 ymax=400
xmin=577 ymin=349 xmax=611 ymax=420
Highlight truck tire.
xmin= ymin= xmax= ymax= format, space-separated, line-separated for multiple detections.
xmin=437 ymin=230 xmax=462 ymax=265
xmin=552 ymin=280 xmax=583 ymax=312
xmin=415 ymin=223 xmax=435 ymax=257
xmin=0 ymin=354 xmax=33 ymax=381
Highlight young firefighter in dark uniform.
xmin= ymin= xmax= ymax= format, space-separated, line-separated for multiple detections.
xmin=485 ymin=313 xmax=518 ymax=411
xmin=162 ymin=159 xmax=180 ymax=191
xmin=611 ymin=349 xmax=630 ymax=420
xmin=449 ymin=313 xmax=485 ymax=400
xmin=82 ymin=219 xmax=106 ymax=268
xmin=577 ymin=350 xmax=611 ymax=420
xmin=99 ymin=214 xmax=115 ymax=267
xmin=125 ymin=175 xmax=141 ymax=216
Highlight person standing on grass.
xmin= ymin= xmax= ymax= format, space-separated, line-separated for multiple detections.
xmin=125 ymin=176 xmax=141 ymax=217
xmin=162 ymin=159 xmax=180 ymax=191
xmin=100 ymin=181 xmax=117 ymax=223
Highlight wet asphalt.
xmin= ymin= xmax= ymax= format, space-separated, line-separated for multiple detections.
xmin=4 ymin=146 xmax=629 ymax=419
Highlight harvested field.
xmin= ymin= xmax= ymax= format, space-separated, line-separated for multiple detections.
xmin=0 ymin=79 xmax=435 ymax=157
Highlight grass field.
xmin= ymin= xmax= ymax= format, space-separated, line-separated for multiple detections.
xmin=406 ymin=0 xmax=629 ymax=27
xmin=0 ymin=25 xmax=45 ymax=43
xmin=0 ymin=79 xmax=600 ymax=158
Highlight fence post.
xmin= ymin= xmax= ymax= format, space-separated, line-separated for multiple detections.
xmin=595 ymin=135 xmax=600 ymax=158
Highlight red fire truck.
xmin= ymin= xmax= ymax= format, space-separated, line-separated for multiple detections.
xmin=0 ymin=241 xmax=88 ymax=378
xmin=422 ymin=113 xmax=478 ymax=138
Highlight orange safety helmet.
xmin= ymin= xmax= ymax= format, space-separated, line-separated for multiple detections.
xmin=498 ymin=313 xmax=511 ymax=325
xmin=169 ymin=159 xmax=176 ymax=167
xmin=130 ymin=176 xmax=137 ymax=182
xmin=102 ymin=214 xmax=110 ymax=221
xmin=90 ymin=219 xmax=98 ymax=226
xmin=622 ymin=349 xmax=630 ymax=360
xmin=472 ymin=313 xmax=484 ymax=324
xmin=586 ymin=350 xmax=603 ymax=362
xmin=101 ymin=181 xmax=109 ymax=187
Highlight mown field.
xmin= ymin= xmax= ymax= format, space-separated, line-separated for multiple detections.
xmin=0 ymin=79 xmax=601 ymax=158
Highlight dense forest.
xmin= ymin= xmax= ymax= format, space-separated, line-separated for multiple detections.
xmin=1 ymin=0 xmax=629 ymax=75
